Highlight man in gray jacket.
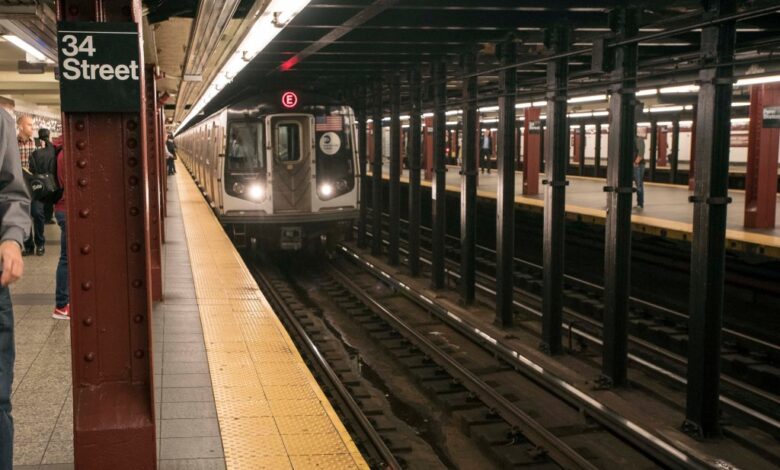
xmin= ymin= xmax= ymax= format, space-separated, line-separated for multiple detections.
xmin=0 ymin=102 xmax=33 ymax=469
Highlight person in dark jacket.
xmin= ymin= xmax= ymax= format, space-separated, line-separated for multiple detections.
xmin=36 ymin=129 xmax=56 ymax=224
xmin=166 ymin=134 xmax=177 ymax=175
xmin=0 ymin=102 xmax=33 ymax=470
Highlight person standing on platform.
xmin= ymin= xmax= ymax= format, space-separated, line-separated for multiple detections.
xmin=17 ymin=115 xmax=44 ymax=255
xmin=51 ymin=136 xmax=69 ymax=320
xmin=480 ymin=129 xmax=493 ymax=174
xmin=634 ymin=134 xmax=646 ymax=210
xmin=36 ymin=129 xmax=56 ymax=225
xmin=0 ymin=101 xmax=33 ymax=470
xmin=166 ymin=133 xmax=177 ymax=175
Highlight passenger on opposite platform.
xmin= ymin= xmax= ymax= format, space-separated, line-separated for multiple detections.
xmin=480 ymin=129 xmax=493 ymax=174
xmin=16 ymin=115 xmax=45 ymax=255
xmin=51 ymin=136 xmax=69 ymax=320
xmin=0 ymin=100 xmax=33 ymax=470
xmin=634 ymin=134 xmax=646 ymax=210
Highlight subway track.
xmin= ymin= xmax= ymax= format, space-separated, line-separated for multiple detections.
xmin=362 ymin=212 xmax=780 ymax=435
xmin=246 ymin=252 xmax=705 ymax=469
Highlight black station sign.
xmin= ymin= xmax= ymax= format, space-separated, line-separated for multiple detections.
xmin=57 ymin=22 xmax=141 ymax=112
xmin=762 ymin=106 xmax=780 ymax=128
xmin=529 ymin=120 xmax=542 ymax=133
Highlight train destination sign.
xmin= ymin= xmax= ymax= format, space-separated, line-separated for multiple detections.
xmin=57 ymin=22 xmax=141 ymax=112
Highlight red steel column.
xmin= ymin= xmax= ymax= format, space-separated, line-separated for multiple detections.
xmin=57 ymin=1 xmax=156 ymax=468
xmin=523 ymin=107 xmax=541 ymax=195
xmin=745 ymin=83 xmax=780 ymax=228
xmin=657 ymin=126 xmax=668 ymax=166
xmin=423 ymin=116 xmax=434 ymax=181
xmin=145 ymin=65 xmax=162 ymax=300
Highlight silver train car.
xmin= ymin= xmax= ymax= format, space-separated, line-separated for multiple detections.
xmin=175 ymin=91 xmax=360 ymax=250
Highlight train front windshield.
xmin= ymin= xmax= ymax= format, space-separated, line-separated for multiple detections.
xmin=313 ymin=106 xmax=355 ymax=200
xmin=226 ymin=121 xmax=267 ymax=201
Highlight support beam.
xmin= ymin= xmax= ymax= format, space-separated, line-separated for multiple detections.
xmin=388 ymin=73 xmax=401 ymax=266
xmin=594 ymin=122 xmax=602 ymax=177
xmin=57 ymin=1 xmax=156 ymax=468
xmin=431 ymin=60 xmax=447 ymax=290
xmin=578 ymin=124 xmax=586 ymax=176
xmin=460 ymin=48 xmax=478 ymax=305
xmin=684 ymin=0 xmax=737 ymax=439
xmin=744 ymin=83 xmax=780 ymax=228
xmin=649 ymin=120 xmax=658 ymax=182
xmin=357 ymin=85 xmax=369 ymax=248
xmin=689 ymin=113 xmax=698 ymax=190
xmin=540 ymin=26 xmax=570 ymax=355
xmin=371 ymin=79 xmax=383 ymax=256
xmin=601 ymin=7 xmax=639 ymax=387
xmin=423 ymin=115 xmax=434 ymax=181
xmin=671 ymin=118 xmax=680 ymax=184
xmin=144 ymin=65 xmax=162 ymax=301
xmin=523 ymin=107 xmax=541 ymax=195
xmin=658 ymin=125 xmax=668 ymax=167
xmin=496 ymin=39 xmax=517 ymax=327
xmin=408 ymin=67 xmax=423 ymax=276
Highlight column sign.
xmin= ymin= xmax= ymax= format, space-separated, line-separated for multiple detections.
xmin=57 ymin=22 xmax=141 ymax=112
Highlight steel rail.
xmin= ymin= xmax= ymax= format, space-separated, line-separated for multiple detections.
xmin=338 ymin=243 xmax=739 ymax=470
xmin=250 ymin=263 xmax=403 ymax=470
xmin=327 ymin=264 xmax=599 ymax=470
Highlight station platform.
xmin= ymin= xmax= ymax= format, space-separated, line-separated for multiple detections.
xmin=10 ymin=163 xmax=368 ymax=469
xmin=375 ymin=164 xmax=780 ymax=258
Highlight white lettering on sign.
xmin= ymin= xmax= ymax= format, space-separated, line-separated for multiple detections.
xmin=59 ymin=34 xmax=139 ymax=81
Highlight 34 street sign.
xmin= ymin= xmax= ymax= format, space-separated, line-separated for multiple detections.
xmin=57 ymin=22 xmax=141 ymax=112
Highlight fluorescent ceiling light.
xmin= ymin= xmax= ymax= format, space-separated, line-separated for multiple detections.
xmin=659 ymin=84 xmax=700 ymax=94
xmin=592 ymin=111 xmax=609 ymax=117
xmin=637 ymin=122 xmax=652 ymax=127
xmin=446 ymin=121 xmax=459 ymax=126
xmin=568 ymin=94 xmax=607 ymax=104
xmin=445 ymin=110 xmax=462 ymax=116
xmin=422 ymin=112 xmax=434 ymax=118
xmin=480 ymin=118 xmax=499 ymax=123
xmin=478 ymin=105 xmax=499 ymax=112
xmin=646 ymin=105 xmax=683 ymax=113
xmin=731 ymin=117 xmax=750 ymax=124
xmin=636 ymin=89 xmax=658 ymax=97
xmin=532 ymin=101 xmax=547 ymax=107
xmin=735 ymin=74 xmax=780 ymax=87
xmin=569 ymin=112 xmax=592 ymax=118
xmin=679 ymin=120 xmax=694 ymax=126
xmin=3 ymin=35 xmax=46 ymax=62
xmin=176 ymin=0 xmax=312 ymax=133
xmin=731 ymin=102 xmax=750 ymax=107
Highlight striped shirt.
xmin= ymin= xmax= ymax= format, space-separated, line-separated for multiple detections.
xmin=17 ymin=135 xmax=35 ymax=169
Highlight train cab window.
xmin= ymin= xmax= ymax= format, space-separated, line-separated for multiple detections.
xmin=227 ymin=121 xmax=264 ymax=171
xmin=275 ymin=123 xmax=301 ymax=163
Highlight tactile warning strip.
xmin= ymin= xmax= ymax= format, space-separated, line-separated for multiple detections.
xmin=174 ymin=165 xmax=368 ymax=470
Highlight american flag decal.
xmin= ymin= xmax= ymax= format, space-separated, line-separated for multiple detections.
xmin=316 ymin=115 xmax=343 ymax=131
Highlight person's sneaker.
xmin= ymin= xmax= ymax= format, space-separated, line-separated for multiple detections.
xmin=52 ymin=304 xmax=70 ymax=320
xmin=35 ymin=247 xmax=45 ymax=256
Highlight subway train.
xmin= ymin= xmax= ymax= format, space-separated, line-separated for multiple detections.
xmin=175 ymin=91 xmax=359 ymax=250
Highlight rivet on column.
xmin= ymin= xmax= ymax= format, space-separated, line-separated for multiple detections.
xmin=79 ymin=209 xmax=90 ymax=218
xmin=83 ymin=317 xmax=93 ymax=326
xmin=132 ymin=279 xmax=143 ymax=288
xmin=129 ymin=207 xmax=139 ymax=216
xmin=78 ymin=178 xmax=88 ymax=187
xmin=76 ymin=141 xmax=86 ymax=150
xmin=81 ymin=281 xmax=92 ymax=290
xmin=134 ymin=350 xmax=144 ymax=359
xmin=77 ymin=160 xmax=87 ymax=169
xmin=130 ymin=242 xmax=141 ymax=252
xmin=133 ymin=315 xmax=144 ymax=324
xmin=128 ymin=176 xmax=139 ymax=186
xmin=127 ymin=138 xmax=138 ymax=149
xmin=84 ymin=352 xmax=95 ymax=362
xmin=75 ymin=121 xmax=85 ymax=131
xmin=80 ymin=245 xmax=91 ymax=255
xmin=128 ymin=157 xmax=138 ymax=167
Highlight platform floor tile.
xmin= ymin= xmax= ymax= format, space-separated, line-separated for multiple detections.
xmin=174 ymin=165 xmax=368 ymax=469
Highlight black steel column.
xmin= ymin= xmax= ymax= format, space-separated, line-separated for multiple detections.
xmin=431 ymin=60 xmax=447 ymax=289
xmin=357 ymin=85 xmax=369 ymax=248
xmin=578 ymin=124 xmax=586 ymax=176
xmin=601 ymin=7 xmax=639 ymax=387
xmin=408 ymin=67 xmax=423 ymax=276
xmin=540 ymin=27 xmax=570 ymax=355
xmin=671 ymin=118 xmax=680 ymax=184
xmin=649 ymin=120 xmax=658 ymax=182
xmin=372 ymin=79 xmax=383 ymax=256
xmin=496 ymin=39 xmax=517 ymax=327
xmin=460 ymin=48 xmax=478 ymax=305
xmin=684 ymin=0 xmax=736 ymax=439
xmin=594 ymin=122 xmax=602 ymax=177
xmin=388 ymin=74 xmax=401 ymax=266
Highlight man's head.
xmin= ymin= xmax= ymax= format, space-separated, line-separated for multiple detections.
xmin=38 ymin=128 xmax=50 ymax=142
xmin=17 ymin=115 xmax=33 ymax=139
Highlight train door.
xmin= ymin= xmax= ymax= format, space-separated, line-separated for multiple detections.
xmin=268 ymin=115 xmax=313 ymax=213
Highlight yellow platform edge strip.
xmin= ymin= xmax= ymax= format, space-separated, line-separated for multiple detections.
xmin=173 ymin=162 xmax=369 ymax=470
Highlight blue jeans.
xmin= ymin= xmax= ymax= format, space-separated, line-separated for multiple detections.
xmin=633 ymin=165 xmax=645 ymax=207
xmin=56 ymin=211 xmax=69 ymax=308
xmin=25 ymin=200 xmax=45 ymax=251
xmin=0 ymin=286 xmax=14 ymax=469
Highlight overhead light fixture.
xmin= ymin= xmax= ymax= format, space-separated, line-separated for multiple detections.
xmin=568 ymin=111 xmax=592 ymax=118
xmin=568 ymin=94 xmax=607 ymax=104
xmin=731 ymin=102 xmax=750 ymax=107
xmin=3 ymin=35 xmax=46 ymax=62
xmin=734 ymin=74 xmax=780 ymax=87
xmin=592 ymin=111 xmax=609 ymax=117
xmin=731 ymin=117 xmax=750 ymax=124
xmin=445 ymin=110 xmax=462 ymax=116
xmin=645 ymin=105 xmax=684 ymax=113
xmin=478 ymin=105 xmax=499 ymax=113
xmin=636 ymin=88 xmax=658 ymax=97
xmin=659 ymin=84 xmax=700 ymax=94
xmin=422 ymin=112 xmax=434 ymax=118
xmin=532 ymin=101 xmax=547 ymax=107
xmin=176 ymin=0 xmax=312 ymax=134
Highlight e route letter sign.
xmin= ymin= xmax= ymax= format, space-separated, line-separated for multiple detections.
xmin=57 ymin=22 xmax=141 ymax=113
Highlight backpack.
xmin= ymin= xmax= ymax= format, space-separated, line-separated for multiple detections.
xmin=27 ymin=145 xmax=63 ymax=204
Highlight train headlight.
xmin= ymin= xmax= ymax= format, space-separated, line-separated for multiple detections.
xmin=248 ymin=183 xmax=265 ymax=201
xmin=319 ymin=183 xmax=334 ymax=198
xmin=232 ymin=182 xmax=245 ymax=194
